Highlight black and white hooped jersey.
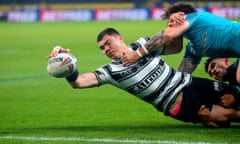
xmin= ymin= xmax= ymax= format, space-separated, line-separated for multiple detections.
xmin=95 ymin=38 xmax=192 ymax=114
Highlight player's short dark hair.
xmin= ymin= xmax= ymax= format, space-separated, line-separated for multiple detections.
xmin=162 ymin=2 xmax=197 ymax=19
xmin=204 ymin=57 xmax=215 ymax=74
xmin=97 ymin=28 xmax=120 ymax=42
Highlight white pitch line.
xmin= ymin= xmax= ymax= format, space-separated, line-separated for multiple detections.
xmin=0 ymin=136 xmax=227 ymax=144
xmin=0 ymin=136 xmax=228 ymax=144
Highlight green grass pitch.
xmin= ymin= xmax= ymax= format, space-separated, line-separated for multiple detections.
xmin=0 ymin=21 xmax=240 ymax=144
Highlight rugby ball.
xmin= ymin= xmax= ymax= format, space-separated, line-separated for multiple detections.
xmin=47 ymin=53 xmax=77 ymax=78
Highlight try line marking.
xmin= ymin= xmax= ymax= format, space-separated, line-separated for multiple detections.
xmin=0 ymin=136 xmax=227 ymax=144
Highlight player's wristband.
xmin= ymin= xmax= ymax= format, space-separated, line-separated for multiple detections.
xmin=142 ymin=45 xmax=149 ymax=54
xmin=66 ymin=71 xmax=79 ymax=82
xmin=136 ymin=49 xmax=143 ymax=57
xmin=136 ymin=46 xmax=149 ymax=58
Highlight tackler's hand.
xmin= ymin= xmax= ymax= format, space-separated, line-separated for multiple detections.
xmin=220 ymin=94 xmax=236 ymax=108
xmin=121 ymin=51 xmax=140 ymax=67
xmin=168 ymin=12 xmax=185 ymax=27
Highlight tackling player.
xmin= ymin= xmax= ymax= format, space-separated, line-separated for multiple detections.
xmin=120 ymin=2 xmax=240 ymax=74
xmin=205 ymin=58 xmax=240 ymax=90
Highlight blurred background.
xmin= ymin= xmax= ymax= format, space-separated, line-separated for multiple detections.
xmin=0 ymin=0 xmax=239 ymax=22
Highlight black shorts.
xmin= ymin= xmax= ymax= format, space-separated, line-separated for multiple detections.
xmin=173 ymin=77 xmax=237 ymax=123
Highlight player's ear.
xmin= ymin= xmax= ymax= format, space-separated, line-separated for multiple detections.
xmin=119 ymin=35 xmax=123 ymax=41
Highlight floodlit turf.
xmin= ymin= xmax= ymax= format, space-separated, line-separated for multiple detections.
xmin=0 ymin=21 xmax=240 ymax=144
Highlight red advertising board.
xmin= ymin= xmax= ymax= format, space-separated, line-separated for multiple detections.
xmin=94 ymin=8 xmax=149 ymax=21
xmin=209 ymin=7 xmax=240 ymax=19
xmin=40 ymin=10 xmax=93 ymax=22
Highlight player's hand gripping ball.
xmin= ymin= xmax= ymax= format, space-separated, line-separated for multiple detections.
xmin=47 ymin=53 xmax=77 ymax=78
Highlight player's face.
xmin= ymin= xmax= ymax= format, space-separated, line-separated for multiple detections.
xmin=98 ymin=34 xmax=124 ymax=60
xmin=207 ymin=58 xmax=230 ymax=81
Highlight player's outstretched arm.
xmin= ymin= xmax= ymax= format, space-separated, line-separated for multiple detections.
xmin=122 ymin=30 xmax=183 ymax=66
xmin=143 ymin=31 xmax=183 ymax=55
xmin=144 ymin=31 xmax=166 ymax=54
xmin=67 ymin=72 xmax=99 ymax=89
xmin=143 ymin=12 xmax=185 ymax=56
